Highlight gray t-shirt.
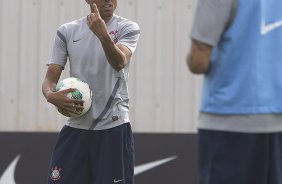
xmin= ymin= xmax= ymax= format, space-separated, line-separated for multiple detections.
xmin=191 ymin=0 xmax=237 ymax=46
xmin=49 ymin=14 xmax=140 ymax=130
xmin=190 ymin=0 xmax=282 ymax=133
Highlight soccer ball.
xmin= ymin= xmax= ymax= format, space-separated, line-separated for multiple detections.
xmin=55 ymin=77 xmax=92 ymax=117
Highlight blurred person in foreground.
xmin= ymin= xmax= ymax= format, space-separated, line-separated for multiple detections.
xmin=187 ymin=0 xmax=282 ymax=183
xmin=42 ymin=0 xmax=140 ymax=183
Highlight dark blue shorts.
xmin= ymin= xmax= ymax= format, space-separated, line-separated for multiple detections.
xmin=46 ymin=123 xmax=134 ymax=184
xmin=198 ymin=129 xmax=282 ymax=184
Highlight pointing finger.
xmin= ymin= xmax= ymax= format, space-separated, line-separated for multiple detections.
xmin=90 ymin=3 xmax=98 ymax=14
xmin=90 ymin=3 xmax=94 ymax=13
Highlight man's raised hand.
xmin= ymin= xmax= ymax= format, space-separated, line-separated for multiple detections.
xmin=87 ymin=3 xmax=107 ymax=39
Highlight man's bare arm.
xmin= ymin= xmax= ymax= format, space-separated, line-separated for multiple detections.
xmin=186 ymin=39 xmax=212 ymax=74
xmin=42 ymin=64 xmax=63 ymax=100
xmin=42 ymin=64 xmax=82 ymax=114
xmin=87 ymin=3 xmax=131 ymax=71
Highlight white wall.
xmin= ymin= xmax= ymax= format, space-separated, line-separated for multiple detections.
xmin=0 ymin=0 xmax=202 ymax=133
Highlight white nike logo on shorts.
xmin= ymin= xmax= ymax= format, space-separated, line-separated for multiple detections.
xmin=113 ymin=179 xmax=124 ymax=183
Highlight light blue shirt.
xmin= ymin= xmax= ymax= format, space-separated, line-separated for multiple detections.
xmin=191 ymin=0 xmax=282 ymax=132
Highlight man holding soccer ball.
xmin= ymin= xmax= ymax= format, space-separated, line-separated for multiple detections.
xmin=42 ymin=0 xmax=140 ymax=183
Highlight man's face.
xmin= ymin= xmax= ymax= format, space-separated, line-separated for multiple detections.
xmin=86 ymin=0 xmax=117 ymax=20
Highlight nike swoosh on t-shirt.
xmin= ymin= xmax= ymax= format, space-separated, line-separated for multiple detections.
xmin=261 ymin=19 xmax=282 ymax=35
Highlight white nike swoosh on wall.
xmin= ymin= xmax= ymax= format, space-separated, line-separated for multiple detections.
xmin=0 ymin=155 xmax=177 ymax=183
xmin=134 ymin=156 xmax=178 ymax=176
xmin=0 ymin=155 xmax=21 ymax=184
xmin=261 ymin=19 xmax=282 ymax=35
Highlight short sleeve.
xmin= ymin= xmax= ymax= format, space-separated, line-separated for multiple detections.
xmin=190 ymin=0 xmax=237 ymax=46
xmin=116 ymin=21 xmax=140 ymax=54
xmin=47 ymin=24 xmax=68 ymax=68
